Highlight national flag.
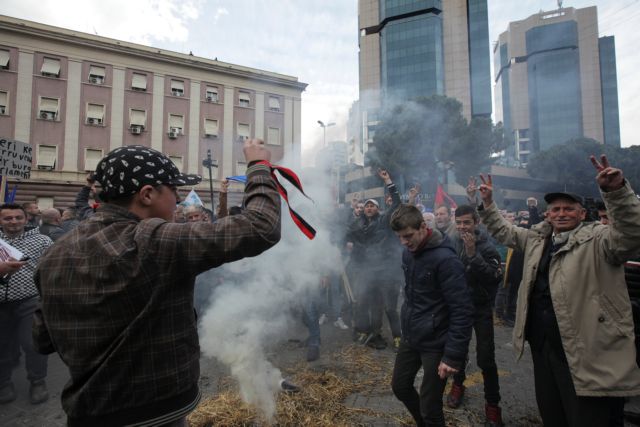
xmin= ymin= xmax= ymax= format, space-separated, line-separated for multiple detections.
xmin=182 ymin=189 xmax=204 ymax=206
xmin=434 ymin=184 xmax=458 ymax=209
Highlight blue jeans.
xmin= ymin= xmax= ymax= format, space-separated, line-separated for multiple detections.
xmin=302 ymin=289 xmax=321 ymax=347
xmin=325 ymin=273 xmax=345 ymax=319
xmin=0 ymin=297 xmax=48 ymax=385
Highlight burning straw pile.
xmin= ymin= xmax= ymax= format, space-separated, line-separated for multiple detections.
xmin=188 ymin=345 xmax=411 ymax=427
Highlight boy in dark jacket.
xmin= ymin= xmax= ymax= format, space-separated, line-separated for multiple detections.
xmin=390 ymin=204 xmax=473 ymax=427
xmin=448 ymin=204 xmax=504 ymax=426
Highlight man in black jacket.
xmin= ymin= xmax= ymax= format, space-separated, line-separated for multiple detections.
xmin=447 ymin=204 xmax=504 ymax=426
xmin=390 ymin=204 xmax=473 ymax=427
xmin=346 ymin=169 xmax=402 ymax=350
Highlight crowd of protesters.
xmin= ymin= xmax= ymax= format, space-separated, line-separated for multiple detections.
xmin=0 ymin=146 xmax=639 ymax=427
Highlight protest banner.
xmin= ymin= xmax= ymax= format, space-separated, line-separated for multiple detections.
xmin=0 ymin=138 xmax=32 ymax=180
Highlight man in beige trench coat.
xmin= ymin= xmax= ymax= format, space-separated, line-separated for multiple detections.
xmin=470 ymin=155 xmax=640 ymax=426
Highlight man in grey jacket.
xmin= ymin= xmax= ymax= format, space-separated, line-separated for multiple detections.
xmin=473 ymin=155 xmax=640 ymax=426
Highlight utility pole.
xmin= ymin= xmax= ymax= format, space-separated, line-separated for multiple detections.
xmin=202 ymin=149 xmax=218 ymax=215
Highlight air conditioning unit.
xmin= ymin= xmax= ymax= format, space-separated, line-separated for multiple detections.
xmin=40 ymin=111 xmax=55 ymax=120
xmin=169 ymin=131 xmax=178 ymax=139
xmin=172 ymin=90 xmax=183 ymax=97
xmin=0 ymin=106 xmax=5 ymax=115
xmin=90 ymin=77 xmax=98 ymax=84
xmin=131 ymin=125 xmax=142 ymax=135
xmin=206 ymin=96 xmax=213 ymax=102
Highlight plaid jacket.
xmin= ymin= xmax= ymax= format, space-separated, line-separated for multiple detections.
xmin=33 ymin=166 xmax=280 ymax=426
xmin=0 ymin=227 xmax=52 ymax=302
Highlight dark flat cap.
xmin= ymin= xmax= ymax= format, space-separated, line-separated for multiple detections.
xmin=544 ymin=192 xmax=584 ymax=206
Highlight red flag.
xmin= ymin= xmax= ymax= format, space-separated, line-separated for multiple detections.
xmin=434 ymin=184 xmax=458 ymax=210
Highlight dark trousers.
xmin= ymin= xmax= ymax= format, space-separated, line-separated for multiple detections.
xmin=452 ymin=306 xmax=500 ymax=405
xmin=392 ymin=341 xmax=446 ymax=427
xmin=0 ymin=297 xmax=48 ymax=385
xmin=354 ymin=272 xmax=401 ymax=337
xmin=531 ymin=338 xmax=616 ymax=427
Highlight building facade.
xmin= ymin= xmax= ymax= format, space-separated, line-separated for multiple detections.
xmin=494 ymin=6 xmax=620 ymax=164
xmin=0 ymin=15 xmax=306 ymax=208
xmin=349 ymin=0 xmax=491 ymax=203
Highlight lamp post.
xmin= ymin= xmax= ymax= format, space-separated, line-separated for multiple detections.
xmin=202 ymin=149 xmax=218 ymax=215
xmin=317 ymin=120 xmax=336 ymax=147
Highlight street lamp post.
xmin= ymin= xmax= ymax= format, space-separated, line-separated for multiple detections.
xmin=202 ymin=149 xmax=218 ymax=215
xmin=317 ymin=120 xmax=336 ymax=147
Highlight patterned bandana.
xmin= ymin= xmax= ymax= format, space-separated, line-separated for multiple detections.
xmin=94 ymin=145 xmax=201 ymax=200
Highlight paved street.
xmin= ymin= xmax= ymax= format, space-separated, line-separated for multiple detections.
xmin=1 ymin=321 xmax=638 ymax=426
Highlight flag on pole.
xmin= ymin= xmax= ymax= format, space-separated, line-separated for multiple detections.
xmin=434 ymin=184 xmax=458 ymax=209
xmin=182 ymin=189 xmax=204 ymax=206
xmin=226 ymin=175 xmax=247 ymax=184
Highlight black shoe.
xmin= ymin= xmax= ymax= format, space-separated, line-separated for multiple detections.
xmin=306 ymin=345 xmax=320 ymax=362
xmin=279 ymin=379 xmax=301 ymax=393
xmin=29 ymin=380 xmax=49 ymax=404
xmin=0 ymin=382 xmax=16 ymax=404
xmin=366 ymin=334 xmax=387 ymax=350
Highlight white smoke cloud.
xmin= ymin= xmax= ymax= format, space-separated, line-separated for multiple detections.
xmin=198 ymin=160 xmax=343 ymax=421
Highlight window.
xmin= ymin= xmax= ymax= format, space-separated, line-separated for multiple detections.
xmin=36 ymin=196 xmax=54 ymax=209
xmin=206 ymin=86 xmax=219 ymax=102
xmin=37 ymin=145 xmax=57 ymax=170
xmin=0 ymin=91 xmax=7 ymax=115
xmin=86 ymin=103 xmax=105 ymax=125
xmin=169 ymin=156 xmax=183 ymax=171
xmin=85 ymin=149 xmax=103 ymax=171
xmin=204 ymin=119 xmax=219 ymax=137
xmin=238 ymin=91 xmax=250 ymax=107
xmin=236 ymin=162 xmax=247 ymax=175
xmin=38 ymin=97 xmax=59 ymax=120
xmin=170 ymin=80 xmax=184 ymax=97
xmin=0 ymin=50 xmax=9 ymax=69
xmin=237 ymin=122 xmax=250 ymax=140
xmin=169 ymin=114 xmax=184 ymax=134
xmin=132 ymin=73 xmax=147 ymax=91
xmin=268 ymin=96 xmax=281 ymax=111
xmin=267 ymin=127 xmax=281 ymax=145
xmin=129 ymin=108 xmax=147 ymax=129
xmin=41 ymin=57 xmax=60 ymax=77
xmin=88 ymin=65 xmax=105 ymax=84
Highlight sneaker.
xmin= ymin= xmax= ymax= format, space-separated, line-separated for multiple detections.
xmin=29 ymin=380 xmax=49 ymax=404
xmin=334 ymin=317 xmax=349 ymax=330
xmin=393 ymin=337 xmax=401 ymax=353
xmin=0 ymin=382 xmax=16 ymax=404
xmin=485 ymin=403 xmax=504 ymax=427
xmin=306 ymin=345 xmax=320 ymax=362
xmin=355 ymin=332 xmax=368 ymax=345
xmin=446 ymin=383 xmax=465 ymax=408
xmin=318 ymin=314 xmax=327 ymax=325
xmin=279 ymin=379 xmax=301 ymax=393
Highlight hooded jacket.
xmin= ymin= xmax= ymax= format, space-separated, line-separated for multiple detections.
xmin=400 ymin=230 xmax=474 ymax=369
xmin=347 ymin=183 xmax=401 ymax=269
xmin=479 ymin=182 xmax=640 ymax=396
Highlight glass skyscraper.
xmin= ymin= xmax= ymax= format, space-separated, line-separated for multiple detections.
xmin=599 ymin=36 xmax=621 ymax=147
xmin=494 ymin=6 xmax=620 ymax=163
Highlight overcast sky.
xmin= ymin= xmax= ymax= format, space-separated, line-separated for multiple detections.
xmin=1 ymin=0 xmax=637 ymax=165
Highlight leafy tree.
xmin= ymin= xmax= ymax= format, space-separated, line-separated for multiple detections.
xmin=526 ymin=138 xmax=640 ymax=197
xmin=366 ymin=95 xmax=505 ymax=194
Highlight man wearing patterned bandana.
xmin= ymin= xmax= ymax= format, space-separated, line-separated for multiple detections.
xmin=33 ymin=140 xmax=281 ymax=427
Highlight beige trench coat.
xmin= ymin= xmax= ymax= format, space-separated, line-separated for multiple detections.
xmin=479 ymin=182 xmax=640 ymax=396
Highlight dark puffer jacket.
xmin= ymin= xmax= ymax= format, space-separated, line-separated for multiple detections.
xmin=453 ymin=230 xmax=502 ymax=307
xmin=347 ymin=183 xmax=401 ymax=269
xmin=400 ymin=230 xmax=474 ymax=369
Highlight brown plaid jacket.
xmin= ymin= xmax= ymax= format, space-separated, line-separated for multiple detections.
xmin=33 ymin=166 xmax=280 ymax=426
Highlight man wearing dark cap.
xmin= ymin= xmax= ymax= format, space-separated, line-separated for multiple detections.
xmin=33 ymin=140 xmax=281 ymax=427
xmin=470 ymin=155 xmax=640 ymax=426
